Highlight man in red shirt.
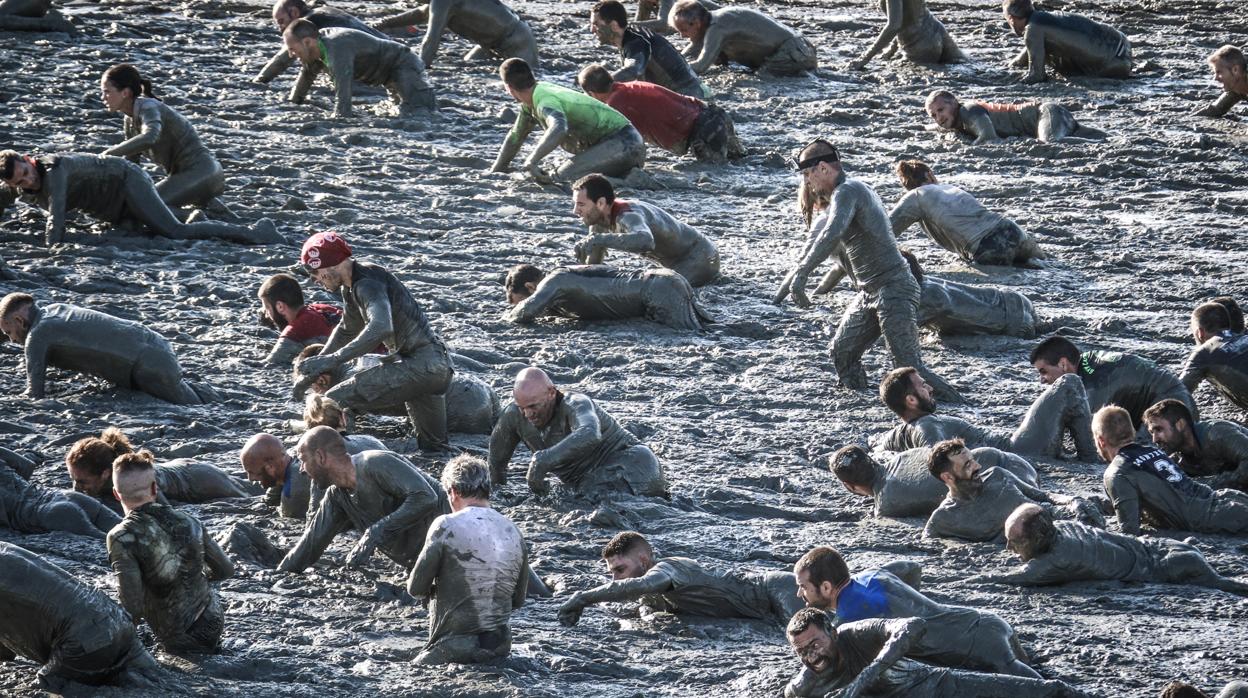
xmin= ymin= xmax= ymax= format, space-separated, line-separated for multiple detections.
xmin=258 ymin=273 xmax=342 ymax=365
xmin=577 ymin=64 xmax=742 ymax=163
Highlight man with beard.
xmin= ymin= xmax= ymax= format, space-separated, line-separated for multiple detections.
xmin=255 ymin=0 xmax=386 ymax=85
xmin=240 ymin=433 xmax=316 ymax=520
xmin=257 ymin=273 xmax=343 ymax=365
xmin=1194 ymin=45 xmax=1248 ymax=118
xmin=374 ymin=0 xmax=538 ymax=70
xmin=1180 ymin=301 xmax=1248 ymax=413
xmin=589 ymin=0 xmax=706 ymax=97
xmin=877 ymin=366 xmax=1095 ymax=460
xmin=923 ymin=439 xmax=1103 ymax=542
xmin=1143 ymin=399 xmax=1248 ymax=490
xmin=1001 ymin=0 xmax=1131 ymax=83
xmin=569 ymin=174 xmax=719 ymax=286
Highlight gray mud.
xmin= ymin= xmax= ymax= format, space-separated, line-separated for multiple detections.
xmin=1 ymin=0 xmax=1247 ymax=696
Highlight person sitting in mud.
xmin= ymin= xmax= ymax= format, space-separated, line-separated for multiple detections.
xmin=878 ymin=366 xmax=1095 ymax=461
xmin=783 ymin=609 xmax=1086 ymax=698
xmin=830 ymin=444 xmax=1036 ymax=518
xmin=1002 ymin=0 xmax=1132 ymax=83
xmin=847 ymin=0 xmax=966 ymax=70
xmin=491 ymin=58 xmax=645 ymax=182
xmin=1194 ymin=45 xmax=1247 ymax=118
xmin=1160 ymin=681 xmax=1248 ymax=698
xmin=1094 ymin=405 xmax=1248 ymax=535
xmin=489 ymin=367 xmax=668 ymax=498
xmin=240 ymin=433 xmax=316 ymax=519
xmin=258 ymin=273 xmax=344 ymax=365
xmin=1030 ymin=336 xmax=1197 ymax=430
xmin=1144 ymin=399 xmax=1248 ymax=491
xmin=924 ymin=91 xmax=1106 ymax=144
xmin=889 ymin=160 xmax=1045 ymax=267
xmin=0 ymin=150 xmax=279 ymax=246
xmin=576 ymin=65 xmax=743 ymax=164
xmin=503 ymin=263 xmax=710 ymax=330
xmin=670 ymin=1 xmax=817 ymax=76
xmin=569 ymin=173 xmax=720 ymax=286
xmin=969 ymin=503 xmax=1248 ymax=596
xmin=278 ymin=427 xmax=448 ymax=573
xmin=0 ymin=542 xmax=157 ymax=692
xmin=558 ymin=531 xmax=802 ymax=627
xmin=0 ymin=293 xmax=216 ymax=404
xmin=284 ymin=19 xmax=437 ymax=118
xmin=256 ymin=0 xmax=386 ymax=84
xmin=406 ymin=455 xmax=530 ymax=665
xmin=375 ymin=0 xmax=539 ymax=70
xmin=0 ymin=455 xmax=120 ymax=539
xmin=0 ymin=0 xmax=73 ymax=33
xmin=294 ymin=232 xmax=455 ymax=451
xmin=923 ymin=438 xmax=1104 ymax=542
xmin=590 ymin=0 xmax=706 ymax=97
xmin=1180 ymin=301 xmax=1248 ymax=412
xmin=107 ymin=452 xmax=234 ymax=654
xmin=793 ymin=546 xmax=1039 ymax=678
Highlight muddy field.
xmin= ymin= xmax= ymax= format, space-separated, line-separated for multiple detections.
xmin=1 ymin=0 xmax=1247 ymax=695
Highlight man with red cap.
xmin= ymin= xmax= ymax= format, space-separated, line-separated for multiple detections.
xmin=294 ymin=232 xmax=454 ymax=451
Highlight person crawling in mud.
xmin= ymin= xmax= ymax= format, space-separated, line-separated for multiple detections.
xmin=240 ymin=433 xmax=316 ymax=520
xmin=1180 ymin=301 xmax=1248 ymax=412
xmin=489 ymin=367 xmax=668 ymax=498
xmin=374 ymin=0 xmax=539 ymax=71
xmin=1213 ymin=296 xmax=1246 ymax=334
xmin=0 ymin=0 xmax=73 ymax=33
xmin=847 ymin=0 xmax=966 ymax=70
xmin=503 ymin=263 xmax=710 ymax=330
xmin=794 ymin=547 xmax=1039 ymax=678
xmin=107 ymin=452 xmax=234 ymax=654
xmin=923 ymin=439 xmax=1105 ymax=542
xmin=302 ymin=394 xmax=387 ymax=453
xmin=669 ymin=0 xmax=817 ymax=76
xmin=256 ymin=0 xmax=386 ymax=84
xmin=0 ymin=292 xmax=218 ymax=404
xmin=969 ymin=503 xmax=1248 ymax=596
xmin=0 ymin=453 xmax=120 ymax=539
xmin=569 ymin=173 xmax=720 ymax=286
xmin=1144 ymin=399 xmax=1248 ymax=491
xmin=1002 ymin=0 xmax=1131 ymax=83
xmin=924 ymin=91 xmax=1106 ymax=144
xmin=1094 ymin=405 xmax=1248 ymax=535
xmin=783 ymin=609 xmax=1088 ymax=698
xmin=589 ymin=0 xmax=706 ymax=97
xmin=557 ymin=531 xmax=802 ymax=627
xmin=1160 ymin=680 xmax=1248 ymax=698
xmin=1194 ymin=45 xmax=1248 ymax=118
xmin=632 ymin=0 xmax=717 ymax=33
xmin=258 ymin=273 xmax=343 ymax=365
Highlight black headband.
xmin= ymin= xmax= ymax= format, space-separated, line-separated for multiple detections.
xmin=792 ymin=141 xmax=840 ymax=171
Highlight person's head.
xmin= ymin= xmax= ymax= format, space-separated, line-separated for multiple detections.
xmin=786 ymin=608 xmax=838 ymax=674
xmin=590 ymin=0 xmax=629 ymax=46
xmin=241 ymin=432 xmax=290 ymax=488
xmin=830 ymin=445 xmax=878 ymax=497
xmin=1002 ymin=0 xmax=1032 ymax=34
xmin=895 ymin=160 xmax=937 ymax=190
xmin=301 ymin=232 xmax=353 ymax=292
xmin=112 ymin=451 xmax=158 ymax=512
xmin=1159 ymin=682 xmax=1211 ymax=698
xmin=572 ymin=173 xmax=616 ymax=226
xmin=272 ymin=0 xmax=311 ymax=31
xmin=792 ymin=546 xmax=849 ymax=610
xmin=1207 ymin=45 xmax=1247 ymax=93
xmin=296 ymin=425 xmax=351 ymax=489
xmin=441 ymin=454 xmax=492 ymax=510
xmin=670 ymin=0 xmax=711 ymax=40
xmin=794 ymin=139 xmax=843 ymax=197
xmin=1 ymin=150 xmax=41 ymax=192
xmin=879 ymin=367 xmax=936 ymax=419
xmin=258 ymin=273 xmax=306 ymax=329
xmin=1092 ymin=405 xmax=1135 ymax=462
xmin=1211 ymin=296 xmax=1245 ymax=333
xmin=1142 ymin=399 xmax=1195 ymax=454
xmin=513 ymin=367 xmax=558 ymax=427
xmin=283 ymin=18 xmax=322 ymax=64
xmin=1029 ymin=336 xmax=1081 ymax=385
xmin=0 ymin=292 xmax=36 ymax=344
xmin=601 ymin=531 xmax=655 ymax=579
xmin=304 ymin=393 xmax=348 ymax=431
xmin=928 ymin=439 xmax=983 ymax=497
xmin=1190 ymin=301 xmax=1231 ymax=344
xmin=1003 ymin=503 xmax=1055 ymax=562
xmin=65 ymin=427 xmax=134 ymax=497
xmin=293 ymin=343 xmax=338 ymax=394
xmin=504 ymin=264 xmax=545 ymax=305
xmin=576 ymin=64 xmax=615 ymax=102
xmin=898 ymin=248 xmax=924 ymax=284
xmin=925 ymin=90 xmax=960 ymax=130
xmin=500 ymin=58 xmax=537 ymax=101
xmin=100 ymin=64 xmax=155 ymax=113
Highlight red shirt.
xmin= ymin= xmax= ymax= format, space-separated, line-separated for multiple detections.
xmin=281 ymin=303 xmax=341 ymax=343
xmin=604 ymin=81 xmax=704 ymax=151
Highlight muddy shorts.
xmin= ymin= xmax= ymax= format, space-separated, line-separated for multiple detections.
xmin=762 ymin=34 xmax=817 ymax=75
xmin=688 ymin=104 xmax=743 ymax=163
xmin=971 ymin=220 xmax=1025 ymax=265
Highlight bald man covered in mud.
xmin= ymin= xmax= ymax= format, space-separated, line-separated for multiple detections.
xmin=1194 ymin=45 xmax=1248 ymax=118
xmin=925 ymin=91 xmax=1105 ymax=145
xmin=0 ymin=0 xmax=73 ymax=33
xmin=375 ymin=0 xmax=538 ymax=70
xmin=1002 ymin=0 xmax=1131 ymax=83
xmin=848 ymin=0 xmax=965 ymax=70
xmin=256 ymin=0 xmax=386 ymax=84
xmin=558 ymin=531 xmax=802 ymax=627
xmin=0 ymin=453 xmax=120 ymax=539
xmin=1144 ymin=400 xmax=1248 ymax=491
xmin=503 ymin=263 xmax=710 ymax=330
xmin=1181 ymin=301 xmax=1248 ymax=412
xmin=241 ymin=433 xmax=316 ymax=519
xmin=670 ymin=0 xmax=816 ymax=76
xmin=489 ymin=368 xmax=667 ymax=498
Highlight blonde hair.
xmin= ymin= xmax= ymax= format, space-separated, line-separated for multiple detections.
xmin=304 ymin=393 xmax=346 ymax=430
xmin=1092 ymin=405 xmax=1135 ymax=448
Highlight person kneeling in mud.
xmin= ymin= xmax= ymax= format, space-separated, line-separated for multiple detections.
xmin=925 ymin=90 xmax=1105 ymax=144
xmin=558 ymin=531 xmax=802 ymax=627
xmin=256 ymin=0 xmax=387 ymax=85
xmin=1194 ymin=45 xmax=1248 ymax=118
xmin=0 ymin=0 xmax=74 ymax=33
xmin=503 ymin=263 xmax=710 ymax=330
xmin=670 ymin=0 xmax=816 ymax=76
xmin=1002 ymin=0 xmax=1131 ymax=83
xmin=489 ymin=367 xmax=668 ymax=498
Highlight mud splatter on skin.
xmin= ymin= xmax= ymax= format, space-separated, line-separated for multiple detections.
xmin=1 ymin=0 xmax=1247 ymax=695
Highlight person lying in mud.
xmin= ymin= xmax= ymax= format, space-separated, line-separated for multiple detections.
xmin=924 ymin=438 xmax=1104 ymax=542
xmin=669 ymin=0 xmax=816 ymax=76
xmin=374 ymin=0 xmax=539 ymax=70
xmin=406 ymin=455 xmax=530 ymax=665
xmin=284 ymin=20 xmax=437 ymax=118
xmin=1145 ymin=399 xmax=1248 ymax=491
xmin=256 ymin=0 xmax=386 ymax=84
xmin=491 ymin=58 xmax=645 ymax=182
xmin=830 ymin=444 xmax=1036 ymax=518
xmin=503 ymin=263 xmax=710 ymax=330
xmin=1094 ymin=405 xmax=1248 ymax=535
xmin=0 ymin=292 xmax=216 ymax=404
xmin=0 ymin=456 xmax=120 ymax=539
xmin=0 ymin=151 xmax=279 ymax=246
xmin=240 ymin=433 xmax=316 ymax=520
xmin=847 ymin=0 xmax=966 ymax=70
xmin=1161 ymin=681 xmax=1248 ymax=698
xmin=258 ymin=273 xmax=347 ymax=365
xmin=1002 ymin=0 xmax=1131 ymax=83
xmin=1181 ymin=301 xmax=1248 ymax=412
xmin=0 ymin=0 xmax=73 ymax=33
xmin=590 ymin=0 xmax=706 ymax=97
xmin=1194 ymin=45 xmax=1248 ymax=118
xmin=968 ymin=503 xmax=1248 ymax=596
xmin=784 ymin=610 xmax=1088 ymax=698
xmin=107 ymin=452 xmax=234 ymax=654
xmin=1031 ymin=335 xmax=1197 ymax=430
xmin=793 ymin=546 xmax=1039 ymax=678
xmin=878 ymin=366 xmax=1095 ymax=461
xmin=278 ymin=427 xmax=449 ymax=573
xmin=294 ymin=232 xmax=455 ymax=451
xmin=558 ymin=531 xmax=802 ymax=627
xmin=568 ymin=173 xmax=720 ymax=286
xmin=577 ymin=66 xmax=743 ymax=164
xmin=489 ymin=367 xmax=668 ymax=498
xmin=924 ymin=91 xmax=1106 ymax=144
xmin=0 ymin=542 xmax=157 ymax=692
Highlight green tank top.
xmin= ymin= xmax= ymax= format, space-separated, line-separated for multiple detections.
xmin=528 ymin=81 xmax=631 ymax=143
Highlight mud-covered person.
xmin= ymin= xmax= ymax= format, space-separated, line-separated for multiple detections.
xmin=0 ymin=454 xmax=120 ymax=539
xmin=376 ymin=0 xmax=538 ymax=70
xmin=1144 ymin=399 xmax=1248 ymax=491
xmin=1180 ymin=301 xmax=1248 ymax=412
xmin=847 ymin=0 xmax=966 ymax=70
xmin=589 ymin=0 xmax=706 ymax=97
xmin=1194 ymin=45 xmax=1248 ymax=118
xmin=670 ymin=0 xmax=816 ymax=76
xmin=1160 ymin=681 xmax=1248 ymax=698
xmin=240 ymin=433 xmax=315 ymax=519
xmin=1002 ymin=0 xmax=1131 ymax=83
xmin=925 ymin=91 xmax=1105 ymax=144
xmin=258 ymin=273 xmax=343 ymax=365
xmin=256 ymin=0 xmax=386 ymax=84
xmin=503 ymin=263 xmax=710 ymax=330
xmin=0 ymin=0 xmax=73 ymax=32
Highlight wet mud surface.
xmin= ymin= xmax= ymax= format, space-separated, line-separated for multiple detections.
xmin=2 ymin=0 xmax=1248 ymax=695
